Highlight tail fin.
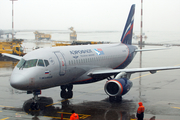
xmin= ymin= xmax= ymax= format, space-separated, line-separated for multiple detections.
xmin=120 ymin=4 xmax=135 ymax=45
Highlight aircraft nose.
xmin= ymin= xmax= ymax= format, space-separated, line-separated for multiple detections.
xmin=10 ymin=74 xmax=27 ymax=90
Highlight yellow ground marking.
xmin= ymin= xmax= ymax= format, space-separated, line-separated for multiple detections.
xmin=0 ymin=117 xmax=9 ymax=120
xmin=57 ymin=112 xmax=91 ymax=116
xmin=172 ymin=107 xmax=180 ymax=109
xmin=45 ymin=98 xmax=71 ymax=107
xmin=130 ymin=73 xmax=151 ymax=81
xmin=46 ymin=88 xmax=103 ymax=107
xmin=57 ymin=112 xmax=91 ymax=119
xmin=15 ymin=112 xmax=28 ymax=117
xmin=0 ymin=111 xmax=2 ymax=112
xmin=44 ymin=116 xmax=69 ymax=120
xmin=0 ymin=105 xmax=14 ymax=108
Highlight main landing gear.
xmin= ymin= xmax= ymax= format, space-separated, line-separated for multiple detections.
xmin=60 ymin=84 xmax=73 ymax=99
xmin=109 ymin=96 xmax=122 ymax=102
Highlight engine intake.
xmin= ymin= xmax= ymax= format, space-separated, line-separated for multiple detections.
xmin=104 ymin=78 xmax=132 ymax=96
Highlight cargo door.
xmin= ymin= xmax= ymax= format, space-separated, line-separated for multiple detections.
xmin=54 ymin=51 xmax=66 ymax=76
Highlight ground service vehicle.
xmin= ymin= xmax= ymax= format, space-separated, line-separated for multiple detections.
xmin=34 ymin=31 xmax=51 ymax=40
xmin=0 ymin=39 xmax=25 ymax=56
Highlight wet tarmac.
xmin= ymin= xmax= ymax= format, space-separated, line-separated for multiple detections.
xmin=0 ymin=46 xmax=180 ymax=120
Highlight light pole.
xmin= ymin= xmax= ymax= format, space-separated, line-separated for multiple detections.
xmin=10 ymin=0 xmax=17 ymax=40
xmin=139 ymin=0 xmax=143 ymax=102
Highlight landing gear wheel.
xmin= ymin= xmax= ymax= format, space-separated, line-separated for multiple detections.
xmin=60 ymin=84 xmax=73 ymax=99
xmin=109 ymin=96 xmax=116 ymax=102
xmin=67 ymin=90 xmax=73 ymax=98
xmin=30 ymin=102 xmax=39 ymax=110
xmin=61 ymin=85 xmax=66 ymax=91
xmin=116 ymin=96 xmax=122 ymax=102
xmin=61 ymin=90 xmax=67 ymax=99
xmin=67 ymin=84 xmax=73 ymax=91
xmin=109 ymin=96 xmax=122 ymax=102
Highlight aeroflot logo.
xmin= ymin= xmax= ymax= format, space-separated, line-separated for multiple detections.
xmin=70 ymin=49 xmax=92 ymax=55
xmin=94 ymin=48 xmax=104 ymax=55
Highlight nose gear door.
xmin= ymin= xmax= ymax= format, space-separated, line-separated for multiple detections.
xmin=54 ymin=51 xmax=66 ymax=76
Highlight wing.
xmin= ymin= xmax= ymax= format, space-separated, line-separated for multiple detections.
xmin=2 ymin=53 xmax=22 ymax=60
xmin=87 ymin=66 xmax=180 ymax=78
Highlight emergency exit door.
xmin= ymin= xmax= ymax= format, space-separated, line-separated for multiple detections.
xmin=54 ymin=51 xmax=66 ymax=76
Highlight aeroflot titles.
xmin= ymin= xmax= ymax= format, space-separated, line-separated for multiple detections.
xmin=70 ymin=49 xmax=93 ymax=55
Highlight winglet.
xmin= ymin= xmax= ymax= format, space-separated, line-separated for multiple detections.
xmin=120 ymin=4 xmax=135 ymax=45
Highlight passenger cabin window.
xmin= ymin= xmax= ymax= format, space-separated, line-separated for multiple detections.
xmin=44 ymin=60 xmax=49 ymax=67
xmin=37 ymin=59 xmax=44 ymax=67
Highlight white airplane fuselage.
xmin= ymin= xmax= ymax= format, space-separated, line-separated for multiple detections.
xmin=10 ymin=43 xmax=137 ymax=91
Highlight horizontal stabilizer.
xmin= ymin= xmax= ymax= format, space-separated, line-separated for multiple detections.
xmin=135 ymin=47 xmax=170 ymax=52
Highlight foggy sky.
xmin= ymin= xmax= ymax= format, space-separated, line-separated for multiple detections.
xmin=0 ymin=0 xmax=180 ymax=32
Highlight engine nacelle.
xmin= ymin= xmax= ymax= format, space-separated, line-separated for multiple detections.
xmin=104 ymin=78 xmax=133 ymax=96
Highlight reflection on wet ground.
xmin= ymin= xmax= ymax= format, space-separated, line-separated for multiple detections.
xmin=4 ymin=96 xmax=137 ymax=120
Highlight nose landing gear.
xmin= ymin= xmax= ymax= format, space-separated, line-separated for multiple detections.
xmin=23 ymin=90 xmax=53 ymax=114
xmin=30 ymin=92 xmax=40 ymax=110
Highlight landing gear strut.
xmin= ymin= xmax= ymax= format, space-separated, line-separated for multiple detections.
xmin=60 ymin=84 xmax=73 ymax=99
xmin=30 ymin=91 xmax=41 ymax=110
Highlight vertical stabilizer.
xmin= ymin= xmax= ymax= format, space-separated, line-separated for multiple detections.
xmin=120 ymin=4 xmax=135 ymax=45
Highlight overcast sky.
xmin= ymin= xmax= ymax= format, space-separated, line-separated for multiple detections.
xmin=0 ymin=0 xmax=180 ymax=32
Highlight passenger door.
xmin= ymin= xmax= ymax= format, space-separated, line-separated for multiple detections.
xmin=54 ymin=51 xmax=66 ymax=76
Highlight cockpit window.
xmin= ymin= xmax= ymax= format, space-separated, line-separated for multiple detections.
xmin=17 ymin=59 xmax=37 ymax=68
xmin=44 ymin=60 xmax=49 ymax=67
xmin=17 ymin=58 xmax=25 ymax=68
xmin=37 ymin=59 xmax=44 ymax=67
xmin=24 ymin=59 xmax=38 ymax=68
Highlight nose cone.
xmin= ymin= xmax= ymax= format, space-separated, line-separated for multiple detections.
xmin=10 ymin=73 xmax=27 ymax=90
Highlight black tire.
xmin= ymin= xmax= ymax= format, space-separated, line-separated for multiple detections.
xmin=67 ymin=90 xmax=73 ymax=98
xmin=116 ymin=96 xmax=122 ymax=102
xmin=60 ymin=90 xmax=67 ymax=98
xmin=67 ymin=84 xmax=73 ymax=91
xmin=61 ymin=85 xmax=66 ymax=91
xmin=38 ymin=96 xmax=53 ymax=104
xmin=109 ymin=96 xmax=116 ymax=102
xmin=23 ymin=99 xmax=34 ymax=113
xmin=23 ymin=96 xmax=53 ymax=113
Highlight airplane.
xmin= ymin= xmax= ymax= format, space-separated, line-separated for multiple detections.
xmin=2 ymin=4 xmax=180 ymax=109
